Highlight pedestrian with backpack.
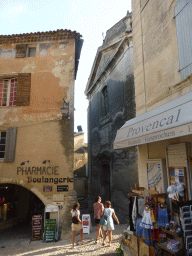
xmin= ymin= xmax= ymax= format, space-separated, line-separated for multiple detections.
xmin=71 ymin=202 xmax=84 ymax=249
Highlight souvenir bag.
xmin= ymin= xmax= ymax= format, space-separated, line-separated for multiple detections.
xmin=72 ymin=211 xmax=79 ymax=224
xmin=99 ymin=210 xmax=108 ymax=225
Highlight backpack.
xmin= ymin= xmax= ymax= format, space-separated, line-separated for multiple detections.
xmin=72 ymin=210 xmax=79 ymax=224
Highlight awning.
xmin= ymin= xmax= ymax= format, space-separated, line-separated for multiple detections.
xmin=114 ymin=91 xmax=192 ymax=149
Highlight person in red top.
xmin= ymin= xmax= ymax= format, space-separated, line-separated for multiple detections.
xmin=93 ymin=196 xmax=104 ymax=243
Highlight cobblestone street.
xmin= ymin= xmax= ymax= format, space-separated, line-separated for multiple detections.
xmin=0 ymin=224 xmax=126 ymax=256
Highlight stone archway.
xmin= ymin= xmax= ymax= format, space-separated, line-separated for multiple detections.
xmin=0 ymin=183 xmax=45 ymax=227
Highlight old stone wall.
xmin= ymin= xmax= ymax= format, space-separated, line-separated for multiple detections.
xmin=132 ymin=0 xmax=181 ymax=115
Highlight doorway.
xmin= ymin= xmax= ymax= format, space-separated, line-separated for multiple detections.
xmin=101 ymin=163 xmax=111 ymax=203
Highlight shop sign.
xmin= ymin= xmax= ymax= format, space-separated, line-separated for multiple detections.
xmin=57 ymin=185 xmax=68 ymax=192
xmin=115 ymin=122 xmax=192 ymax=148
xmin=43 ymin=219 xmax=56 ymax=242
xmin=32 ymin=215 xmax=42 ymax=240
xmin=43 ymin=185 xmax=52 ymax=192
xmin=114 ymin=90 xmax=192 ymax=148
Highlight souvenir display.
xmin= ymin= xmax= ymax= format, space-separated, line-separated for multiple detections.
xmin=122 ymin=182 xmax=192 ymax=255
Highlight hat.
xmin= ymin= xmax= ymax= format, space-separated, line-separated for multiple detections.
xmin=167 ymin=185 xmax=176 ymax=199
xmin=175 ymin=183 xmax=185 ymax=197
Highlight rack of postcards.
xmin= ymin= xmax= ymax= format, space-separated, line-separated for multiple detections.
xmin=122 ymin=184 xmax=188 ymax=256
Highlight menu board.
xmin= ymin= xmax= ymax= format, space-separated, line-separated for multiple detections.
xmin=43 ymin=219 xmax=56 ymax=242
xmin=32 ymin=215 xmax=43 ymax=240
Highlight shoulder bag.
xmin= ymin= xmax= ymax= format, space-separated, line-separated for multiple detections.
xmin=99 ymin=210 xmax=108 ymax=226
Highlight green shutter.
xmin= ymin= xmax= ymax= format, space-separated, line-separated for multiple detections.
xmin=4 ymin=127 xmax=17 ymax=162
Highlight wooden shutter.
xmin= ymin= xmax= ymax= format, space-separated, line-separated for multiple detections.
xmin=16 ymin=73 xmax=31 ymax=106
xmin=4 ymin=127 xmax=17 ymax=162
xmin=15 ymin=44 xmax=27 ymax=58
xmin=175 ymin=0 xmax=192 ymax=79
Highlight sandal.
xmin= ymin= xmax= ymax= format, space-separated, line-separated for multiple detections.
xmin=95 ymin=240 xmax=98 ymax=244
xmin=102 ymin=242 xmax=105 ymax=246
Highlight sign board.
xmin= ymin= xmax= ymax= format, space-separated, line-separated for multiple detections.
xmin=32 ymin=215 xmax=42 ymax=240
xmin=57 ymin=185 xmax=68 ymax=192
xmin=43 ymin=219 xmax=56 ymax=242
xmin=114 ymin=90 xmax=192 ymax=149
xmin=82 ymin=214 xmax=91 ymax=234
xmin=43 ymin=185 xmax=52 ymax=192
xmin=45 ymin=204 xmax=59 ymax=213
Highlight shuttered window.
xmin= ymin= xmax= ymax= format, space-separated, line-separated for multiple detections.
xmin=4 ymin=127 xmax=17 ymax=162
xmin=175 ymin=0 xmax=192 ymax=79
xmin=0 ymin=73 xmax=31 ymax=107
xmin=15 ymin=44 xmax=27 ymax=58
xmin=0 ymin=131 xmax=6 ymax=159
xmin=0 ymin=78 xmax=17 ymax=106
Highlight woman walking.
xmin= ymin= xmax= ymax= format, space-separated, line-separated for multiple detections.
xmin=71 ymin=202 xmax=83 ymax=249
xmin=102 ymin=201 xmax=120 ymax=247
xmin=93 ymin=196 xmax=104 ymax=243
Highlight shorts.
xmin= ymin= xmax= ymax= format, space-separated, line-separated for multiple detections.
xmin=71 ymin=223 xmax=83 ymax=231
xmin=95 ymin=218 xmax=100 ymax=225
xmin=103 ymin=225 xmax=114 ymax=231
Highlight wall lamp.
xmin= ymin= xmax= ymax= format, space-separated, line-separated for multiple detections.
xmin=42 ymin=160 xmax=50 ymax=164
xmin=60 ymin=99 xmax=70 ymax=120
xmin=20 ymin=161 xmax=29 ymax=166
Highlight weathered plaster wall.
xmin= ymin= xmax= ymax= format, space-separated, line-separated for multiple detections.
xmin=0 ymin=38 xmax=77 ymax=233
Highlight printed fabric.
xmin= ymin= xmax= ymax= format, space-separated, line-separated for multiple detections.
xmin=132 ymin=196 xmax=137 ymax=230
xmin=94 ymin=202 xmax=104 ymax=219
xmin=140 ymin=209 xmax=154 ymax=230
xmin=157 ymin=206 xmax=168 ymax=228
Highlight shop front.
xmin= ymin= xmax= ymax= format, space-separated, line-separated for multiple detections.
xmin=114 ymin=91 xmax=192 ymax=255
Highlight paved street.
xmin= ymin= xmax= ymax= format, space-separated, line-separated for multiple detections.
xmin=0 ymin=223 xmax=126 ymax=256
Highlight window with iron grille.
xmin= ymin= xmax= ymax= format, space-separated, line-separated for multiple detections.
xmin=0 ymin=131 xmax=6 ymax=159
xmin=101 ymin=86 xmax=108 ymax=117
xmin=0 ymin=78 xmax=17 ymax=106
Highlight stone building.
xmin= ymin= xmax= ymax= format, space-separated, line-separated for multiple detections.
xmin=114 ymin=0 xmax=192 ymax=199
xmin=85 ymin=13 xmax=138 ymax=222
xmin=74 ymin=129 xmax=88 ymax=199
xmin=0 ymin=29 xmax=83 ymax=237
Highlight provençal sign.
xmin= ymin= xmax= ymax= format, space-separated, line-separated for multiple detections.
xmin=114 ymin=92 xmax=192 ymax=149
xmin=17 ymin=166 xmax=73 ymax=184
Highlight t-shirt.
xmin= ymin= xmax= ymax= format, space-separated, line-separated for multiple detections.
xmin=94 ymin=202 xmax=104 ymax=219
xmin=71 ymin=209 xmax=80 ymax=217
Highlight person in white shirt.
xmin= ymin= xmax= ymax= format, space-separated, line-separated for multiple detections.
xmin=71 ymin=202 xmax=83 ymax=249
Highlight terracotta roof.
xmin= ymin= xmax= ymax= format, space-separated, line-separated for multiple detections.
xmin=0 ymin=29 xmax=82 ymax=44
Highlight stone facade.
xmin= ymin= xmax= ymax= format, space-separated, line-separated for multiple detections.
xmin=0 ymin=29 xmax=83 ymax=236
xmin=85 ymin=13 xmax=138 ymax=223
xmin=74 ymin=132 xmax=88 ymax=198
xmin=130 ymin=0 xmax=192 ymax=193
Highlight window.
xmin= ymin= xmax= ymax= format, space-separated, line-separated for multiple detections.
xmin=175 ymin=0 xmax=192 ymax=79
xmin=101 ymin=86 xmax=108 ymax=117
xmin=28 ymin=46 xmax=36 ymax=57
xmin=0 ymin=78 xmax=17 ymax=106
xmin=0 ymin=73 xmax=31 ymax=107
xmin=0 ymin=131 xmax=6 ymax=159
xmin=15 ymin=44 xmax=36 ymax=58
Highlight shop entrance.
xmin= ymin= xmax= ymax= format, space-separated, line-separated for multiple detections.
xmin=0 ymin=184 xmax=44 ymax=232
xmin=101 ymin=163 xmax=111 ymax=203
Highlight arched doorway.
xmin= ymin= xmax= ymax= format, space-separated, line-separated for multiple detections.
xmin=0 ymin=184 xmax=44 ymax=230
xmin=100 ymin=163 xmax=111 ymax=203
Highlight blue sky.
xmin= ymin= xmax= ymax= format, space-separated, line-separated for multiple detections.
xmin=0 ymin=0 xmax=132 ymax=141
